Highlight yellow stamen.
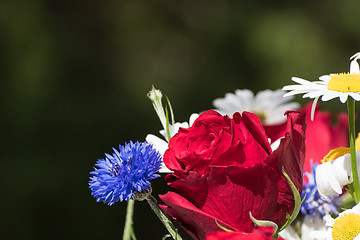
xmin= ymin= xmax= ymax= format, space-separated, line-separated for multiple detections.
xmin=322 ymin=133 xmax=360 ymax=163
xmin=332 ymin=213 xmax=360 ymax=240
xmin=327 ymin=73 xmax=360 ymax=93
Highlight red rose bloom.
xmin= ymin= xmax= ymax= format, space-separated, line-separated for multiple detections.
xmin=301 ymin=103 xmax=348 ymax=173
xmin=206 ymin=227 xmax=285 ymax=240
xmin=263 ymin=103 xmax=348 ymax=174
xmin=160 ymin=110 xmax=305 ymax=240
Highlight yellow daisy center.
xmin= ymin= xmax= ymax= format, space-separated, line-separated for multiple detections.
xmin=327 ymin=73 xmax=360 ymax=93
xmin=332 ymin=213 xmax=360 ymax=240
xmin=253 ymin=112 xmax=267 ymax=122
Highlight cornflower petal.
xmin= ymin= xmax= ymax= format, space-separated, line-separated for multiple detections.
xmin=89 ymin=141 xmax=162 ymax=205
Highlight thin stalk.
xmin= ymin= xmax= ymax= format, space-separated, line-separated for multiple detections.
xmin=347 ymin=98 xmax=360 ymax=203
xmin=123 ymin=199 xmax=136 ymax=240
xmin=147 ymin=195 xmax=183 ymax=240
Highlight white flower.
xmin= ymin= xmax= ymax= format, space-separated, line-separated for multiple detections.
xmin=146 ymin=113 xmax=199 ymax=173
xmin=212 ymin=89 xmax=299 ymax=125
xmin=283 ymin=52 xmax=360 ymax=120
xmin=279 ymin=213 xmax=328 ymax=240
xmin=316 ymin=147 xmax=360 ymax=199
xmin=302 ymin=213 xmax=330 ymax=240
xmin=310 ymin=202 xmax=360 ymax=240
xmin=279 ymin=225 xmax=300 ymax=240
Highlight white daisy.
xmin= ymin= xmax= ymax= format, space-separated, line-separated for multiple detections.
xmin=310 ymin=202 xmax=360 ymax=240
xmin=212 ymin=89 xmax=299 ymax=125
xmin=316 ymin=144 xmax=360 ymax=199
xmin=283 ymin=52 xmax=360 ymax=120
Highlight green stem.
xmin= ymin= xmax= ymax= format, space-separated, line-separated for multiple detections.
xmin=123 ymin=199 xmax=136 ymax=240
xmin=147 ymin=195 xmax=183 ymax=240
xmin=347 ymin=98 xmax=360 ymax=203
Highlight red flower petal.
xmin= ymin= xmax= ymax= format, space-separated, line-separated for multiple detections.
xmin=301 ymin=103 xmax=348 ymax=173
xmin=160 ymin=111 xmax=306 ymax=240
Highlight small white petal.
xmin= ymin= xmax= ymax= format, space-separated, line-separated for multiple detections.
xmin=316 ymin=161 xmax=343 ymax=198
xmin=283 ymin=89 xmax=313 ymax=97
xmin=303 ymin=90 xmax=327 ymax=99
xmin=339 ymin=93 xmax=349 ymax=103
xmin=350 ymin=60 xmax=360 ymax=74
xmin=291 ymin=77 xmax=313 ymax=85
xmin=270 ymin=138 xmax=282 ymax=151
xmin=189 ymin=113 xmax=199 ymax=127
xmin=146 ymin=134 xmax=173 ymax=173
xmin=321 ymin=91 xmax=342 ymax=101
xmin=316 ymin=153 xmax=354 ymax=199
xmin=350 ymin=52 xmax=360 ymax=60
xmin=158 ymin=163 xmax=173 ymax=173
xmin=145 ymin=134 xmax=168 ymax=155
xmin=331 ymin=154 xmax=353 ymax=186
xmin=319 ymin=75 xmax=331 ymax=81
xmin=349 ymin=92 xmax=360 ymax=101
xmin=350 ymin=52 xmax=360 ymax=73
xmin=172 ymin=122 xmax=190 ymax=136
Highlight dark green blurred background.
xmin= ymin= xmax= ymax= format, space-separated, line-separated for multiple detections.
xmin=1 ymin=1 xmax=360 ymax=239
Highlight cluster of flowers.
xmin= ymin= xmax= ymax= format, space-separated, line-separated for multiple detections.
xmin=89 ymin=53 xmax=360 ymax=240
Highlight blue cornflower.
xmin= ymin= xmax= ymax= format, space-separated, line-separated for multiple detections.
xmin=89 ymin=141 xmax=162 ymax=205
xmin=300 ymin=163 xmax=341 ymax=216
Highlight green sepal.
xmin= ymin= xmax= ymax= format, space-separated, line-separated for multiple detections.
xmin=162 ymin=234 xmax=171 ymax=240
xmin=278 ymin=167 xmax=303 ymax=233
xmin=147 ymin=86 xmax=175 ymax=142
xmin=166 ymin=96 xmax=175 ymax=128
xmin=165 ymin=107 xmax=171 ymax=141
xmin=148 ymin=86 xmax=167 ymax=133
xmin=215 ymin=220 xmax=232 ymax=232
xmin=249 ymin=212 xmax=278 ymax=238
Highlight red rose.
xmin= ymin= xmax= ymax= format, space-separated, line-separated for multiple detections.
xmin=206 ymin=227 xmax=285 ymax=240
xmin=301 ymin=103 xmax=348 ymax=173
xmin=160 ymin=110 xmax=305 ymax=240
xmin=264 ymin=103 xmax=348 ymax=174
xmin=164 ymin=110 xmax=273 ymax=177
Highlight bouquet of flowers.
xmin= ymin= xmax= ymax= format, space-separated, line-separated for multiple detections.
xmin=89 ymin=52 xmax=360 ymax=240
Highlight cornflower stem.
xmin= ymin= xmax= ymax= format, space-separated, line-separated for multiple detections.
xmin=123 ymin=199 xmax=136 ymax=240
xmin=147 ymin=195 xmax=183 ymax=240
xmin=347 ymin=97 xmax=360 ymax=203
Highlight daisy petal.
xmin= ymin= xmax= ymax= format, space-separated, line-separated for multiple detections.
xmin=321 ymin=91 xmax=341 ymax=101
xmin=339 ymin=93 xmax=349 ymax=103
